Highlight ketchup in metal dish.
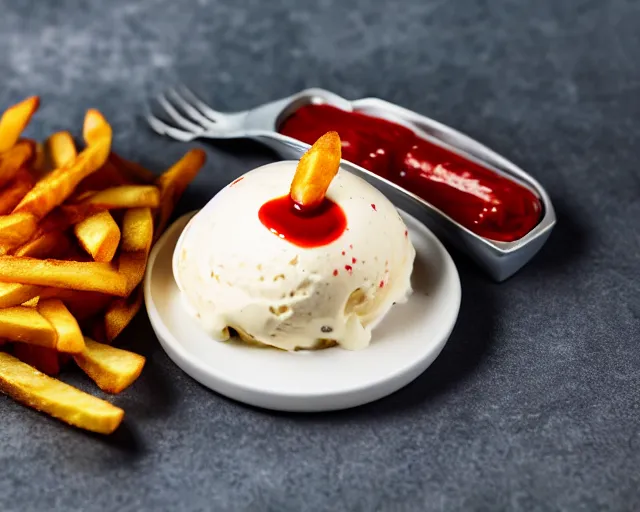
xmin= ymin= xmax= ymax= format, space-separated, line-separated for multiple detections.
xmin=279 ymin=104 xmax=542 ymax=242
xmin=259 ymin=195 xmax=347 ymax=248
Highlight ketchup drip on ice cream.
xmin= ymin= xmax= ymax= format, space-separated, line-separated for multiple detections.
xmin=259 ymin=195 xmax=347 ymax=248
xmin=278 ymin=104 xmax=542 ymax=242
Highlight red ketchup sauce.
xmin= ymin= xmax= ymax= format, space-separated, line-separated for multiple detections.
xmin=278 ymin=104 xmax=542 ymax=242
xmin=259 ymin=195 xmax=347 ymax=248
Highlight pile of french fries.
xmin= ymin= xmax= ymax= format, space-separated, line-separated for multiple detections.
xmin=0 ymin=97 xmax=206 ymax=434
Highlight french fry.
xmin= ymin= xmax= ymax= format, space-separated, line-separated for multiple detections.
xmin=0 ymin=256 xmax=128 ymax=296
xmin=0 ymin=282 xmax=41 ymax=308
xmin=118 ymin=252 xmax=148 ymax=296
xmin=0 ymin=96 xmax=40 ymax=153
xmin=289 ymin=131 xmax=342 ymax=210
xmin=0 ymin=169 xmax=34 ymax=215
xmin=38 ymin=299 xmax=85 ymax=354
xmin=13 ymin=136 xmax=111 ymax=219
xmin=121 ymin=207 xmax=153 ymax=253
xmin=104 ymin=286 xmax=143 ymax=342
xmin=38 ymin=288 xmax=112 ymax=321
xmin=81 ymin=185 xmax=160 ymax=209
xmin=0 ymin=352 xmax=124 ymax=434
xmin=0 ymin=212 xmax=38 ymax=251
xmin=83 ymin=109 xmax=112 ymax=146
xmin=14 ymin=230 xmax=71 ymax=259
xmin=21 ymin=296 xmax=39 ymax=307
xmin=46 ymin=131 xmax=77 ymax=169
xmin=73 ymin=337 xmax=145 ymax=394
xmin=0 ymin=140 xmax=35 ymax=188
xmin=155 ymin=149 xmax=206 ymax=236
xmin=73 ymin=211 xmax=121 ymax=262
xmin=0 ymin=306 xmax=56 ymax=348
xmin=12 ymin=344 xmax=61 ymax=376
xmin=109 ymin=153 xmax=156 ymax=184
xmin=0 ymin=98 xmax=179 ymax=434
xmin=117 ymin=207 xmax=153 ymax=294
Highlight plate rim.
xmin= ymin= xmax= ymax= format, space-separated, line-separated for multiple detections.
xmin=144 ymin=209 xmax=461 ymax=409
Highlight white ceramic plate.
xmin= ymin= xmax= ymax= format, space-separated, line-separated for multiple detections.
xmin=144 ymin=210 xmax=461 ymax=412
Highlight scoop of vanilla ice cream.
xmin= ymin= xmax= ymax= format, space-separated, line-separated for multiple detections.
xmin=173 ymin=160 xmax=415 ymax=351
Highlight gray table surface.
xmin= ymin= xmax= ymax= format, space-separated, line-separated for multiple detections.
xmin=1 ymin=0 xmax=639 ymax=511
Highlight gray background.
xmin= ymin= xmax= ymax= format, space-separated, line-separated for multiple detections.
xmin=1 ymin=0 xmax=639 ymax=511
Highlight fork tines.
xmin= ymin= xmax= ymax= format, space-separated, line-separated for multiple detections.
xmin=146 ymin=85 xmax=220 ymax=141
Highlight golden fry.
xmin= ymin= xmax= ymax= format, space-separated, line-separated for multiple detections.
xmin=21 ymin=296 xmax=39 ymax=307
xmin=0 ymin=140 xmax=35 ymax=190
xmin=121 ymin=207 xmax=153 ymax=253
xmin=0 ymin=282 xmax=41 ymax=308
xmin=0 ymin=140 xmax=35 ymax=189
xmin=0 ymin=98 xmax=166 ymax=434
xmin=46 ymin=131 xmax=77 ymax=169
xmin=73 ymin=211 xmax=121 ymax=263
xmin=155 ymin=149 xmax=206 ymax=236
xmin=104 ymin=286 xmax=143 ymax=342
xmin=82 ymin=185 xmax=160 ymax=209
xmin=0 ymin=255 xmax=128 ymax=296
xmin=14 ymin=230 xmax=71 ymax=259
xmin=118 ymin=251 xmax=147 ymax=296
xmin=290 ymin=131 xmax=342 ymax=210
xmin=0 ymin=169 xmax=34 ymax=215
xmin=38 ymin=299 xmax=85 ymax=354
xmin=0 ymin=306 xmax=56 ymax=348
xmin=13 ymin=136 xmax=111 ymax=219
xmin=0 ymin=352 xmax=124 ymax=434
xmin=74 ymin=337 xmax=145 ymax=394
xmin=115 ymin=208 xmax=153 ymax=294
xmin=0 ymin=212 xmax=38 ymax=249
xmin=83 ymin=109 xmax=112 ymax=146
xmin=0 ymin=96 xmax=40 ymax=153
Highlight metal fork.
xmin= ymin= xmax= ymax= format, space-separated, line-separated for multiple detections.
xmin=146 ymin=85 xmax=556 ymax=282
xmin=147 ymin=86 xmax=351 ymax=158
